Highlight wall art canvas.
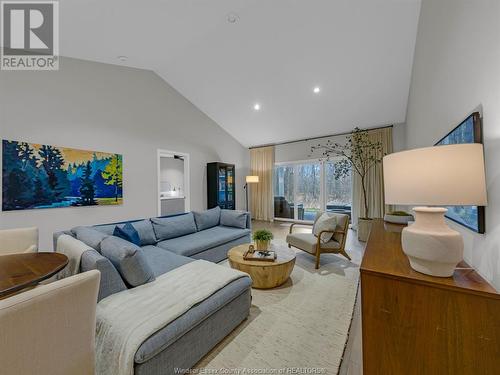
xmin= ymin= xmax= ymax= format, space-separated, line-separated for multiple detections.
xmin=2 ymin=140 xmax=123 ymax=211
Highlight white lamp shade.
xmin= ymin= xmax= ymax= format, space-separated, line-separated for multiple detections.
xmin=383 ymin=144 xmax=487 ymax=206
xmin=246 ymin=175 xmax=259 ymax=183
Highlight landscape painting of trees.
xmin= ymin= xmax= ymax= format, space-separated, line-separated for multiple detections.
xmin=2 ymin=140 xmax=123 ymax=211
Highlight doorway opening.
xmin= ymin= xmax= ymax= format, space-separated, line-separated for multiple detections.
xmin=157 ymin=149 xmax=190 ymax=216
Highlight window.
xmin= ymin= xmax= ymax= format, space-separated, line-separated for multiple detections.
xmin=274 ymin=160 xmax=352 ymax=222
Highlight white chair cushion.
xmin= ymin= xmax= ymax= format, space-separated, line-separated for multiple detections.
xmin=286 ymin=233 xmax=340 ymax=255
xmin=313 ymin=213 xmax=337 ymax=243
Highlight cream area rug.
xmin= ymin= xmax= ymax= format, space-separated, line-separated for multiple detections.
xmin=195 ymin=240 xmax=361 ymax=374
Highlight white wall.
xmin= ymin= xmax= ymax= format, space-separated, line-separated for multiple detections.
xmin=0 ymin=57 xmax=249 ymax=250
xmin=405 ymin=0 xmax=500 ymax=290
xmin=275 ymin=124 xmax=406 ymax=163
xmin=392 ymin=123 xmax=407 ymax=152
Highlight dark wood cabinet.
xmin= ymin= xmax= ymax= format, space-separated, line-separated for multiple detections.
xmin=207 ymin=162 xmax=235 ymax=210
xmin=360 ymin=220 xmax=500 ymax=375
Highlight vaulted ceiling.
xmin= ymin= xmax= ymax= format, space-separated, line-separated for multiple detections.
xmin=60 ymin=0 xmax=421 ymax=147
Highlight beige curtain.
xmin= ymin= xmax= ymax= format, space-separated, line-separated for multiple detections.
xmin=250 ymin=146 xmax=275 ymax=221
xmin=352 ymin=127 xmax=393 ymax=224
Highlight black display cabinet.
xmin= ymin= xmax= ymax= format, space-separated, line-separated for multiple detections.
xmin=207 ymin=162 xmax=235 ymax=209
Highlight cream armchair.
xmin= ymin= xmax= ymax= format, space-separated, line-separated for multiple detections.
xmin=0 ymin=227 xmax=38 ymax=255
xmin=286 ymin=212 xmax=350 ymax=269
xmin=0 ymin=270 xmax=100 ymax=375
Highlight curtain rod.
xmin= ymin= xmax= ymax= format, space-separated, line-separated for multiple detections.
xmin=248 ymin=124 xmax=394 ymax=149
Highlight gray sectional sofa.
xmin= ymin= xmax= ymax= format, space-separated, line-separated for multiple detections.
xmin=54 ymin=207 xmax=253 ymax=375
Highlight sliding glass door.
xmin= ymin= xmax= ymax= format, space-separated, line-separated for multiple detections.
xmin=296 ymin=162 xmax=321 ymax=221
xmin=274 ymin=160 xmax=352 ymax=222
xmin=325 ymin=162 xmax=352 ymax=217
xmin=274 ymin=165 xmax=295 ymax=220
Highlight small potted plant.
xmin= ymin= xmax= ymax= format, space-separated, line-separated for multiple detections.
xmin=253 ymin=229 xmax=274 ymax=251
xmin=384 ymin=210 xmax=414 ymax=225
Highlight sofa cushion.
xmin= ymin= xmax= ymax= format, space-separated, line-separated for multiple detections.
xmin=220 ymin=210 xmax=248 ymax=229
xmin=114 ymin=223 xmax=141 ymax=246
xmin=80 ymin=248 xmax=127 ymax=301
xmin=94 ymin=220 xmax=157 ymax=246
xmin=190 ymin=235 xmax=250 ymax=263
xmin=93 ymin=224 xmax=118 ymax=236
xmin=71 ymin=226 xmax=108 ymax=252
xmin=141 ymin=246 xmax=193 ymax=277
xmin=151 ymin=213 xmax=197 ymax=241
xmin=157 ymin=226 xmax=251 ymax=257
xmin=100 ymin=236 xmax=155 ymax=287
xmin=134 ymin=276 xmax=252 ymax=364
xmin=193 ymin=206 xmax=221 ymax=231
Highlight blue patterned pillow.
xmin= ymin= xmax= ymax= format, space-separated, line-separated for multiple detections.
xmin=113 ymin=223 xmax=141 ymax=246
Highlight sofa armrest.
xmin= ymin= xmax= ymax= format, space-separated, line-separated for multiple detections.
xmin=53 ymin=230 xmax=73 ymax=252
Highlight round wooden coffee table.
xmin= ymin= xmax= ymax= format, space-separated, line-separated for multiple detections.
xmin=228 ymin=242 xmax=296 ymax=289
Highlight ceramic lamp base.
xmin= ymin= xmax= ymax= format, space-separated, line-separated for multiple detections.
xmin=402 ymin=207 xmax=463 ymax=277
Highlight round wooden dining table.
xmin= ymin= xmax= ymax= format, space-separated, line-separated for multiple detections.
xmin=0 ymin=253 xmax=68 ymax=299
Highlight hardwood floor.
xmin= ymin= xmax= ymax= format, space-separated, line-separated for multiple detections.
xmin=252 ymin=220 xmax=364 ymax=375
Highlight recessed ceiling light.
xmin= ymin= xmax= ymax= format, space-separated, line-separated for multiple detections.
xmin=313 ymin=86 xmax=321 ymax=94
xmin=227 ymin=12 xmax=239 ymax=24
xmin=117 ymin=56 xmax=128 ymax=62
xmin=253 ymin=103 xmax=261 ymax=111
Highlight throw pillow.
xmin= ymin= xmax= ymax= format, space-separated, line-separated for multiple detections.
xmin=100 ymin=236 xmax=155 ymax=287
xmin=313 ymin=213 xmax=337 ymax=243
xmin=113 ymin=223 xmax=141 ymax=246
xmin=93 ymin=220 xmax=157 ymax=246
xmin=220 ymin=209 xmax=248 ymax=229
xmin=129 ymin=220 xmax=157 ymax=246
xmin=193 ymin=206 xmax=221 ymax=231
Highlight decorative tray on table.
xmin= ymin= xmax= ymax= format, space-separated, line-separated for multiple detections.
xmin=243 ymin=245 xmax=277 ymax=262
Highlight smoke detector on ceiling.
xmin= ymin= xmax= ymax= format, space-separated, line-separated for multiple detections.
xmin=226 ymin=12 xmax=239 ymax=24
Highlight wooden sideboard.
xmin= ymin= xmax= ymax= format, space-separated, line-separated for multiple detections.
xmin=360 ymin=220 xmax=500 ymax=374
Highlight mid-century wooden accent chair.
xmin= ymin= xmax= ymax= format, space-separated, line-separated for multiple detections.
xmin=286 ymin=212 xmax=350 ymax=269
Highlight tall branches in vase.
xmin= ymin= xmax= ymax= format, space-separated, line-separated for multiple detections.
xmin=310 ymin=127 xmax=385 ymax=240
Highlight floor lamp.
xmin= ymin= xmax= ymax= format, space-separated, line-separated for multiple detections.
xmin=244 ymin=176 xmax=259 ymax=212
